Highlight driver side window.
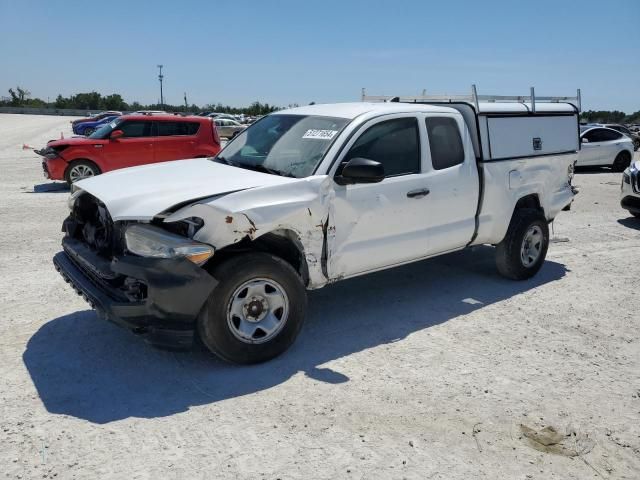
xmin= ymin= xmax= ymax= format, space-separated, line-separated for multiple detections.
xmin=119 ymin=121 xmax=152 ymax=138
xmin=344 ymin=117 xmax=420 ymax=177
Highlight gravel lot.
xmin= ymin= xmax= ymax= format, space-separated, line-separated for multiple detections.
xmin=1 ymin=114 xmax=639 ymax=480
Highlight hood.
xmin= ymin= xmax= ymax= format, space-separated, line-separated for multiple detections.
xmin=47 ymin=137 xmax=106 ymax=147
xmin=76 ymin=158 xmax=297 ymax=221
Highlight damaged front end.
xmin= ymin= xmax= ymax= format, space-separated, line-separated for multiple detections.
xmin=53 ymin=192 xmax=218 ymax=348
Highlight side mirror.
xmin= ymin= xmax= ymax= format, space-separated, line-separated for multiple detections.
xmin=581 ymin=137 xmax=589 ymax=143
xmin=336 ymin=157 xmax=385 ymax=185
xmin=110 ymin=129 xmax=124 ymax=140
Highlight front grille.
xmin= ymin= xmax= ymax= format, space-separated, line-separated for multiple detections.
xmin=68 ymin=194 xmax=124 ymax=258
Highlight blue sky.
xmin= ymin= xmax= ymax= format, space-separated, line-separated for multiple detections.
xmin=1 ymin=0 xmax=638 ymax=111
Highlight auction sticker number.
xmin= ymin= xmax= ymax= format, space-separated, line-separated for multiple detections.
xmin=303 ymin=129 xmax=338 ymax=140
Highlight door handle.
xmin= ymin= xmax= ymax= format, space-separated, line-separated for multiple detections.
xmin=407 ymin=188 xmax=430 ymax=198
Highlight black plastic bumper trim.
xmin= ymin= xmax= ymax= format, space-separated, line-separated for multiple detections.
xmin=53 ymin=242 xmax=218 ymax=349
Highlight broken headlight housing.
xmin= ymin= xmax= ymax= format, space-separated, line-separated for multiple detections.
xmin=124 ymin=223 xmax=214 ymax=266
xmin=67 ymin=188 xmax=85 ymax=210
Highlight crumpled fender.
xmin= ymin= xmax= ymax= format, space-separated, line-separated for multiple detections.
xmin=163 ymin=175 xmax=336 ymax=288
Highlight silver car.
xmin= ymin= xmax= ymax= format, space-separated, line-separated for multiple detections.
xmin=214 ymin=118 xmax=246 ymax=138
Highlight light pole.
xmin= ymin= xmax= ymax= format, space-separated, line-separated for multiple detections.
xmin=157 ymin=64 xmax=164 ymax=107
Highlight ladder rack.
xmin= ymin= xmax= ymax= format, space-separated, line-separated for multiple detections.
xmin=361 ymin=85 xmax=582 ymax=113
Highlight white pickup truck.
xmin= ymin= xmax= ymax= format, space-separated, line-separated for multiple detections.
xmin=54 ymin=88 xmax=580 ymax=363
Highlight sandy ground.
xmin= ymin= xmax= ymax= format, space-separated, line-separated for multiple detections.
xmin=0 ymin=113 xmax=639 ymax=480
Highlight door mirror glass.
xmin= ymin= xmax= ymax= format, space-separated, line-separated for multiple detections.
xmin=336 ymin=157 xmax=385 ymax=185
xmin=110 ymin=129 xmax=124 ymax=139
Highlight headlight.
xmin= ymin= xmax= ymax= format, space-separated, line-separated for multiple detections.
xmin=67 ymin=189 xmax=84 ymax=210
xmin=125 ymin=224 xmax=214 ymax=265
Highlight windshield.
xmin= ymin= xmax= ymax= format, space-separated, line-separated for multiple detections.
xmin=216 ymin=114 xmax=349 ymax=178
xmin=89 ymin=117 xmax=124 ymax=139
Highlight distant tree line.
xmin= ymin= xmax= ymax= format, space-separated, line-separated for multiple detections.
xmin=0 ymin=86 xmax=282 ymax=116
xmin=580 ymin=110 xmax=640 ymax=124
xmin=5 ymin=85 xmax=637 ymax=123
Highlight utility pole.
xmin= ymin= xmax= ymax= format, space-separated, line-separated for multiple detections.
xmin=184 ymin=92 xmax=188 ymax=111
xmin=157 ymin=64 xmax=164 ymax=107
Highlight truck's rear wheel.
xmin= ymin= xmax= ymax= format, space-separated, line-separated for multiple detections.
xmin=198 ymin=253 xmax=307 ymax=364
xmin=495 ymin=208 xmax=549 ymax=280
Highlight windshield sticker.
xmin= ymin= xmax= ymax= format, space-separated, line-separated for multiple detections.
xmin=302 ymin=129 xmax=338 ymax=140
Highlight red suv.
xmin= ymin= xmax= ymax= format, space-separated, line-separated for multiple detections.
xmin=38 ymin=115 xmax=221 ymax=183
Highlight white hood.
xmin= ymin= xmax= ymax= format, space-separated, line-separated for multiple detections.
xmin=76 ymin=158 xmax=297 ymax=221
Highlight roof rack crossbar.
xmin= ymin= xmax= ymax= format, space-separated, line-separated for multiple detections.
xmin=361 ymin=85 xmax=582 ymax=111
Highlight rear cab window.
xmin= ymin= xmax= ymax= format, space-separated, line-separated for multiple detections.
xmin=425 ymin=117 xmax=465 ymax=170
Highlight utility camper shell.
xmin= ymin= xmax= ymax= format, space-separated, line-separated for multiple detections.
xmin=361 ymin=86 xmax=581 ymax=162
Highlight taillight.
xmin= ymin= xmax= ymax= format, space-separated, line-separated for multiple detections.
xmin=212 ymin=120 xmax=221 ymax=146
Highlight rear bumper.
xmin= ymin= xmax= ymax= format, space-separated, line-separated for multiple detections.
xmin=53 ymin=237 xmax=218 ymax=349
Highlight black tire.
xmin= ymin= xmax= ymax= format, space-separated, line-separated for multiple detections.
xmin=83 ymin=127 xmax=95 ymax=136
xmin=64 ymin=159 xmax=100 ymax=185
xmin=198 ymin=252 xmax=307 ymax=364
xmin=612 ymin=151 xmax=631 ymax=172
xmin=495 ymin=208 xmax=549 ymax=280
xmin=632 ymin=212 xmax=640 ymax=219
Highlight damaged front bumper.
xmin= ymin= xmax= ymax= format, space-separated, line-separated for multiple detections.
xmin=53 ymin=237 xmax=218 ymax=349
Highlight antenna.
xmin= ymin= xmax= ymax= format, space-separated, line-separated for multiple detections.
xmin=157 ymin=65 xmax=164 ymax=107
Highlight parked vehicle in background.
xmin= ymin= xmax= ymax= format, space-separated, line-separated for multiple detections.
xmin=207 ymin=113 xmax=237 ymax=121
xmin=53 ymin=87 xmax=579 ymax=364
xmin=577 ymin=126 xmax=634 ymax=171
xmin=214 ymin=118 xmax=247 ymax=138
xmin=130 ymin=110 xmax=167 ymax=115
xmin=37 ymin=115 xmax=221 ymax=184
xmin=72 ymin=114 xmax=121 ymax=136
xmin=595 ymin=123 xmax=640 ymax=151
xmin=621 ymin=159 xmax=640 ymax=218
xmin=71 ymin=111 xmax=122 ymax=131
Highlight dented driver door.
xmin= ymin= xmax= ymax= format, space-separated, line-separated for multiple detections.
xmin=326 ymin=114 xmax=436 ymax=279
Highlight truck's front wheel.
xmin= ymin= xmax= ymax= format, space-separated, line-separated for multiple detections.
xmin=198 ymin=253 xmax=307 ymax=364
xmin=495 ymin=208 xmax=549 ymax=280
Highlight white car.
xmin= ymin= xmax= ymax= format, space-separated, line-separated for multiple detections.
xmin=54 ymin=91 xmax=578 ymax=364
xmin=214 ymin=118 xmax=247 ymax=138
xmin=577 ymin=126 xmax=634 ymax=171
xmin=621 ymin=159 xmax=640 ymax=218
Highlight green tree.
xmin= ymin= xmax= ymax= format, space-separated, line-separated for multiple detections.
xmin=8 ymin=86 xmax=31 ymax=106
xmin=102 ymin=93 xmax=128 ymax=111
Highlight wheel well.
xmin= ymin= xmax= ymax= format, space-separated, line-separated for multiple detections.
xmin=205 ymin=229 xmax=310 ymax=286
xmin=64 ymin=158 xmax=102 ymax=177
xmin=514 ymin=194 xmax=543 ymax=214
